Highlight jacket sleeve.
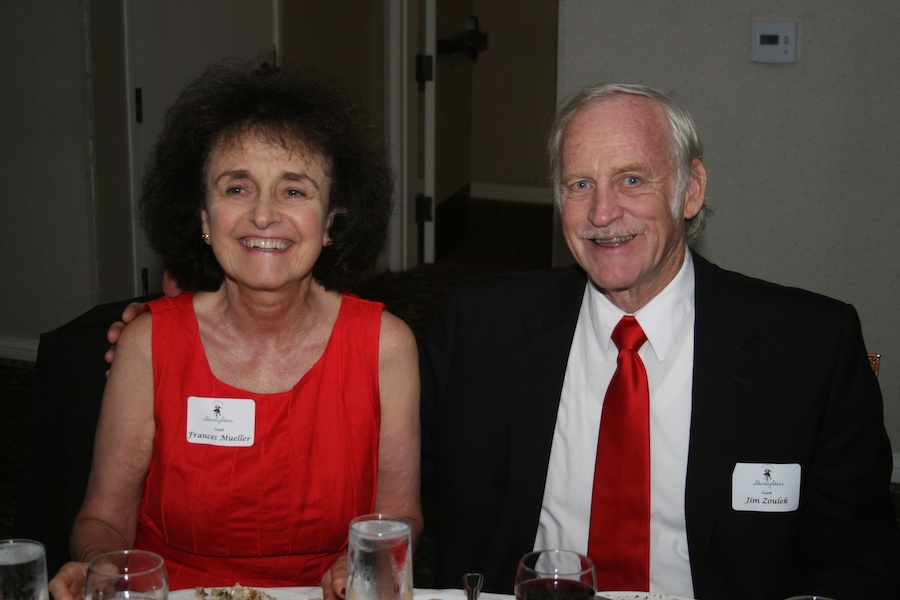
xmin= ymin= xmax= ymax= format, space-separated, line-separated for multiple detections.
xmin=796 ymin=303 xmax=900 ymax=598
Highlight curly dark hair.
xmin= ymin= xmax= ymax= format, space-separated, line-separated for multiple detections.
xmin=140 ymin=61 xmax=394 ymax=292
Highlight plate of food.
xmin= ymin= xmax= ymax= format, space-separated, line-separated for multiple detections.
xmin=598 ymin=593 xmax=694 ymax=600
xmin=170 ymin=584 xmax=322 ymax=600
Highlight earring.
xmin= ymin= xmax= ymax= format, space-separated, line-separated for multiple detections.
xmin=202 ymin=233 xmax=210 ymax=242
xmin=325 ymin=235 xmax=333 ymax=247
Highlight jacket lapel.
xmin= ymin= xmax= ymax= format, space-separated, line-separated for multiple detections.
xmin=507 ymin=266 xmax=587 ymax=550
xmin=686 ymin=253 xmax=762 ymax=585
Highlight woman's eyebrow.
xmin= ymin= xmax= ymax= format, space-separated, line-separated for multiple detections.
xmin=282 ymin=171 xmax=320 ymax=189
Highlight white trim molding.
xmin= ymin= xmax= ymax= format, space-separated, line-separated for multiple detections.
xmin=893 ymin=453 xmax=900 ymax=484
xmin=0 ymin=335 xmax=39 ymax=363
xmin=471 ymin=182 xmax=554 ymax=205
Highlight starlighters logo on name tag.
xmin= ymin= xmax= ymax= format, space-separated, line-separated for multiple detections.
xmin=732 ymin=462 xmax=801 ymax=512
xmin=186 ymin=396 xmax=256 ymax=447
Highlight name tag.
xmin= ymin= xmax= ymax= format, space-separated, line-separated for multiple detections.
xmin=186 ymin=396 xmax=255 ymax=447
xmin=732 ymin=462 xmax=800 ymax=512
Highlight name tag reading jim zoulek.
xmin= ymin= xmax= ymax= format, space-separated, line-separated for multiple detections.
xmin=732 ymin=462 xmax=800 ymax=512
xmin=186 ymin=396 xmax=255 ymax=447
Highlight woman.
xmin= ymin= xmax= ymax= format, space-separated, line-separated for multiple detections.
xmin=49 ymin=62 xmax=421 ymax=600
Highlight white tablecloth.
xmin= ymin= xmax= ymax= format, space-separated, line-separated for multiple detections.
xmin=169 ymin=588 xmax=511 ymax=600
xmin=169 ymin=587 xmax=691 ymax=600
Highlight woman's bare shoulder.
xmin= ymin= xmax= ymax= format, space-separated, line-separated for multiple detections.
xmin=378 ymin=310 xmax=417 ymax=355
xmin=116 ymin=310 xmax=153 ymax=353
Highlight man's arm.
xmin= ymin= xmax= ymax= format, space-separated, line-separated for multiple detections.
xmin=797 ymin=304 xmax=900 ymax=597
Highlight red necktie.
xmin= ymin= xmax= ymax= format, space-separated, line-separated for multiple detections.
xmin=587 ymin=315 xmax=650 ymax=591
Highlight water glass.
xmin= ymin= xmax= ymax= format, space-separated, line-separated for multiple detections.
xmin=515 ymin=549 xmax=596 ymax=600
xmin=85 ymin=550 xmax=167 ymax=600
xmin=345 ymin=514 xmax=413 ymax=600
xmin=0 ymin=539 xmax=48 ymax=600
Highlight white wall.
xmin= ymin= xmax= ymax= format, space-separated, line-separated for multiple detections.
xmin=0 ymin=0 xmax=96 ymax=359
xmin=556 ymin=1 xmax=900 ymax=464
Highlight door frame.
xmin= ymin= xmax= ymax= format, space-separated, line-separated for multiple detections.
xmin=385 ymin=0 xmax=444 ymax=268
xmin=385 ymin=0 xmax=420 ymax=271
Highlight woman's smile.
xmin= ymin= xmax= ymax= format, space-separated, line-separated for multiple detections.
xmin=240 ymin=237 xmax=293 ymax=251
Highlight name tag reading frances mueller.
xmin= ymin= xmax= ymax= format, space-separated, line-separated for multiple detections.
xmin=732 ymin=462 xmax=800 ymax=512
xmin=186 ymin=396 xmax=256 ymax=447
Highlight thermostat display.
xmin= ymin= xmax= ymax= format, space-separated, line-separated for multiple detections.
xmin=751 ymin=21 xmax=797 ymax=63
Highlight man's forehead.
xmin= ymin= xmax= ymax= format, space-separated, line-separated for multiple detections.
xmin=562 ymin=100 xmax=670 ymax=168
xmin=568 ymin=95 xmax=667 ymax=137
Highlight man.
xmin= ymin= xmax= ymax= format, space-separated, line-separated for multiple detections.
xmin=421 ymin=84 xmax=900 ymax=599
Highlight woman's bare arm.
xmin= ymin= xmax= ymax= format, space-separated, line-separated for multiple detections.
xmin=50 ymin=313 xmax=156 ymax=600
xmin=322 ymin=310 xmax=422 ymax=600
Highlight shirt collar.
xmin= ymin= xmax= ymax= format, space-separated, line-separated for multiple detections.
xmin=587 ymin=251 xmax=696 ymax=362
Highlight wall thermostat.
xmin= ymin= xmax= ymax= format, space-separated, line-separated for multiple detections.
xmin=751 ymin=21 xmax=796 ymax=63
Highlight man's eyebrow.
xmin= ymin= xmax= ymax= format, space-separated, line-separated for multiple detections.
xmin=610 ymin=162 xmax=651 ymax=174
xmin=560 ymin=169 xmax=594 ymax=181
xmin=560 ymin=162 xmax=654 ymax=180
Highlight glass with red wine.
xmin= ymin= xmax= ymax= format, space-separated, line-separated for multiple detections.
xmin=515 ymin=549 xmax=597 ymax=600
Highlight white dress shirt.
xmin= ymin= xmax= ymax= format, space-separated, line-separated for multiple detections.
xmin=534 ymin=253 xmax=696 ymax=597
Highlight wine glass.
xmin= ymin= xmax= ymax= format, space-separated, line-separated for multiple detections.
xmin=85 ymin=550 xmax=168 ymax=600
xmin=515 ymin=549 xmax=596 ymax=600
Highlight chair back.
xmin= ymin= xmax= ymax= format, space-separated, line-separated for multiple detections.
xmin=868 ymin=353 xmax=881 ymax=378
xmin=15 ymin=296 xmax=157 ymax=575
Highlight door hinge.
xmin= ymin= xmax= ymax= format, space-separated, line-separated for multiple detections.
xmin=135 ymin=87 xmax=143 ymax=123
xmin=416 ymin=55 xmax=433 ymax=83
xmin=416 ymin=194 xmax=433 ymax=223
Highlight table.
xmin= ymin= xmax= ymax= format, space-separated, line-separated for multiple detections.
xmin=169 ymin=588 xmax=511 ymax=600
xmin=168 ymin=587 xmax=689 ymax=600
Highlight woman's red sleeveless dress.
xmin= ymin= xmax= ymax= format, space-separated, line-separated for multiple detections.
xmin=134 ymin=292 xmax=381 ymax=589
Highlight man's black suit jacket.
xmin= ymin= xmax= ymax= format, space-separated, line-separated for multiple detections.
xmin=421 ymin=253 xmax=900 ymax=599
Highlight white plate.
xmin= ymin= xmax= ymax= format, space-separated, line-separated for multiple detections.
xmin=598 ymin=593 xmax=694 ymax=600
xmin=414 ymin=590 xmax=509 ymax=600
xmin=170 ymin=588 xmax=320 ymax=600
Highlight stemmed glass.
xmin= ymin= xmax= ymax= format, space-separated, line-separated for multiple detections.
xmin=85 ymin=550 xmax=168 ymax=600
xmin=515 ymin=549 xmax=596 ymax=600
